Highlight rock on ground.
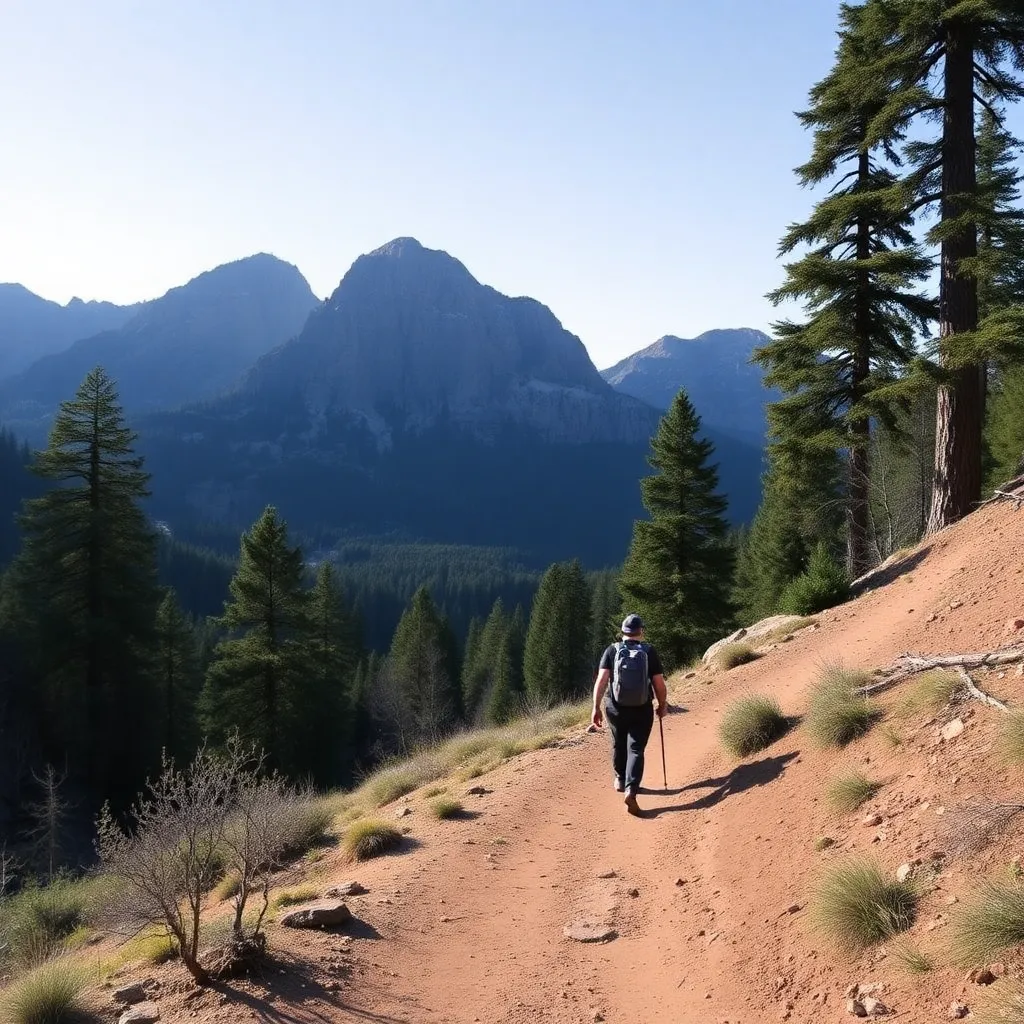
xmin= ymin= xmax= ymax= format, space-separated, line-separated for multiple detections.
xmin=563 ymin=919 xmax=617 ymax=943
xmin=326 ymin=881 xmax=367 ymax=897
xmin=113 ymin=984 xmax=148 ymax=1006
xmin=280 ymin=900 xmax=352 ymax=929
xmin=118 ymin=1002 xmax=160 ymax=1024
xmin=702 ymin=615 xmax=809 ymax=665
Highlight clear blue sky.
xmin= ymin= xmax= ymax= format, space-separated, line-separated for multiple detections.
xmin=3 ymin=1 xmax=1022 ymax=369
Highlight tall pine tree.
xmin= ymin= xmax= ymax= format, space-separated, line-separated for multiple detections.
xmin=487 ymin=604 xmax=527 ymax=725
xmin=200 ymin=506 xmax=311 ymax=776
xmin=153 ymin=588 xmax=201 ymax=764
xmin=0 ymin=367 xmax=160 ymax=799
xmin=756 ymin=1 xmax=934 ymax=576
xmin=619 ymin=389 xmax=734 ymax=669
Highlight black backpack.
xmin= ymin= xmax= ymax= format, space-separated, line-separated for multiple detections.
xmin=611 ymin=641 xmax=650 ymax=706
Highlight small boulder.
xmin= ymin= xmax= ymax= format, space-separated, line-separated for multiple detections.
xmin=846 ymin=997 xmax=868 ymax=1018
xmin=119 ymin=1003 xmax=160 ymax=1024
xmin=863 ymin=813 xmax=883 ymax=827
xmin=113 ymin=985 xmax=148 ymax=1006
xmin=1007 ymin=618 xmax=1024 ymax=633
xmin=596 ymin=870 xmax=617 ymax=879
xmin=969 ymin=967 xmax=997 ymax=985
xmin=326 ymin=881 xmax=366 ymax=897
xmin=948 ymin=1002 xmax=969 ymax=1019
xmin=563 ymin=919 xmax=617 ymax=943
xmin=395 ymin=806 xmax=411 ymax=818
xmin=862 ymin=996 xmax=889 ymax=1017
xmin=895 ymin=864 xmax=913 ymax=883
xmin=941 ymin=719 xmax=965 ymax=742
xmin=466 ymin=786 xmax=490 ymax=796
xmin=280 ymin=900 xmax=352 ymax=929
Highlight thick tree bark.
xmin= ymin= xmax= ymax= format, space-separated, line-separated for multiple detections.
xmin=848 ymin=150 xmax=873 ymax=576
xmin=927 ymin=21 xmax=983 ymax=534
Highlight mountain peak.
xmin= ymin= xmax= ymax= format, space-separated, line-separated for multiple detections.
xmin=368 ymin=237 xmax=428 ymax=259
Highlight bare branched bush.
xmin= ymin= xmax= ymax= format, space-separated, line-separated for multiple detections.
xmin=942 ymin=799 xmax=1024 ymax=858
xmin=96 ymin=739 xmax=312 ymax=984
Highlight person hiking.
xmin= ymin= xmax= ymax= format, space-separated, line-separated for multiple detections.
xmin=591 ymin=613 xmax=668 ymax=816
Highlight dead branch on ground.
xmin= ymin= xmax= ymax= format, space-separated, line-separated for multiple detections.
xmin=856 ymin=647 xmax=1024 ymax=698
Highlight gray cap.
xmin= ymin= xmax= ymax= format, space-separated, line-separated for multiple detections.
xmin=621 ymin=613 xmax=644 ymax=636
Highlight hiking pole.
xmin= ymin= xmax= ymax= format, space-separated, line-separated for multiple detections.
xmin=659 ymin=715 xmax=667 ymax=790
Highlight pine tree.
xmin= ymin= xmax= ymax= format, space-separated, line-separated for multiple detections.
xmin=463 ymin=599 xmax=507 ymax=722
xmin=200 ymin=506 xmax=310 ymax=775
xmin=460 ymin=616 xmax=483 ymax=712
xmin=305 ymin=563 xmax=362 ymax=784
xmin=588 ymin=570 xmax=622 ymax=657
xmin=486 ymin=605 xmax=527 ymax=725
xmin=619 ymin=389 xmax=734 ymax=670
xmin=1 ymin=367 xmax=160 ymax=797
xmin=757 ymin=2 xmax=934 ymax=576
xmin=987 ymin=364 xmax=1024 ymax=483
xmin=523 ymin=561 xmax=591 ymax=706
xmin=387 ymin=587 xmax=459 ymax=744
xmin=863 ymin=1 xmax=1024 ymax=531
xmin=153 ymin=589 xmax=201 ymax=764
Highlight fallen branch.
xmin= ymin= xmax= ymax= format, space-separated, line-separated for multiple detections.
xmin=857 ymin=647 xmax=1024 ymax=697
xmin=978 ymin=474 xmax=1024 ymax=509
xmin=955 ymin=666 xmax=1010 ymax=713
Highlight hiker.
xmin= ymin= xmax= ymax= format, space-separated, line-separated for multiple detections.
xmin=591 ymin=614 xmax=668 ymax=815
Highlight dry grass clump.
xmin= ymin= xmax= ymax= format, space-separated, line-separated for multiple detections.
xmin=101 ymin=928 xmax=179 ymax=973
xmin=718 ymin=695 xmax=788 ymax=757
xmin=429 ymin=798 xmax=464 ymax=820
xmin=0 ymin=877 xmax=105 ymax=969
xmin=815 ymin=836 xmax=836 ymax=852
xmin=896 ymin=669 xmax=961 ymax=719
xmin=879 ymin=723 xmax=903 ymax=748
xmin=423 ymin=785 xmax=447 ymax=798
xmin=973 ymin=982 xmax=1024 ymax=1024
xmin=949 ymin=879 xmax=1024 ymax=966
xmin=805 ymin=663 xmax=876 ymax=747
xmin=212 ymin=871 xmax=242 ymax=902
xmin=891 ymin=940 xmax=934 ymax=974
xmin=826 ymin=771 xmax=881 ymax=813
xmin=766 ymin=617 xmax=817 ymax=643
xmin=0 ymin=957 xmax=90 ymax=1024
xmin=997 ymin=711 xmax=1024 ymax=766
xmin=271 ymin=885 xmax=319 ymax=909
xmin=813 ymin=857 xmax=917 ymax=949
xmin=342 ymin=820 xmax=403 ymax=861
xmin=714 ymin=643 xmax=759 ymax=670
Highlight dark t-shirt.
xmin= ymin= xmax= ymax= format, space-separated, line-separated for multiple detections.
xmin=599 ymin=641 xmax=664 ymax=704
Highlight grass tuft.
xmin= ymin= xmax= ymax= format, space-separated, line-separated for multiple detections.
xmin=0 ymin=877 xmax=105 ymax=969
xmin=815 ymin=836 xmax=836 ymax=852
xmin=997 ymin=711 xmax=1024 ymax=766
xmin=879 ymin=723 xmax=903 ymax=748
xmin=423 ymin=785 xmax=447 ymax=798
xmin=342 ymin=820 xmax=403 ymax=861
xmin=891 ymin=940 xmax=934 ymax=974
xmin=812 ymin=857 xmax=917 ymax=949
xmin=429 ymin=798 xmax=464 ymax=820
xmin=714 ymin=643 xmax=759 ymax=670
xmin=826 ymin=771 xmax=881 ymax=813
xmin=271 ymin=885 xmax=319 ymax=909
xmin=896 ymin=670 xmax=961 ymax=719
xmin=0 ymin=957 xmax=89 ymax=1024
xmin=718 ymin=695 xmax=788 ymax=757
xmin=212 ymin=871 xmax=241 ymax=902
xmin=805 ymin=662 xmax=876 ymax=747
xmin=949 ymin=879 xmax=1024 ymax=966
xmin=765 ymin=617 xmax=818 ymax=643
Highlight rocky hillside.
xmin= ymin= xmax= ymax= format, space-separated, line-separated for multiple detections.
xmin=0 ymin=284 xmax=138 ymax=379
xmin=602 ymin=328 xmax=776 ymax=444
xmin=0 ymin=255 xmax=318 ymax=441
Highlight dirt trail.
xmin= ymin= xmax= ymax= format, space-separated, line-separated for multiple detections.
xmin=318 ymin=505 xmax=1022 ymax=1024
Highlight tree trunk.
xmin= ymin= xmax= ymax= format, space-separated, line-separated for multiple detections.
xmin=848 ymin=153 xmax=873 ymax=576
xmin=927 ymin=20 xmax=983 ymax=534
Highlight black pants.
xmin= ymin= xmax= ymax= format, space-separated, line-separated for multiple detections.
xmin=604 ymin=699 xmax=654 ymax=794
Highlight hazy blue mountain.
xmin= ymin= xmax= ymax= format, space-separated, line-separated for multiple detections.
xmin=601 ymin=328 xmax=776 ymax=445
xmin=0 ymin=285 xmax=138 ymax=379
xmin=136 ymin=240 xmax=761 ymax=565
xmin=0 ymin=254 xmax=319 ymax=441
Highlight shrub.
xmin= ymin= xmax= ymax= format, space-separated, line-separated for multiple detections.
xmin=805 ymin=663 xmax=875 ymax=747
xmin=718 ymin=695 xmax=788 ymax=757
xmin=429 ymin=798 xmax=464 ymax=820
xmin=271 ymin=885 xmax=318 ymax=909
xmin=879 ymin=723 xmax=903 ymax=748
xmin=997 ymin=711 xmax=1024 ymax=766
xmin=342 ymin=820 xmax=403 ymax=861
xmin=826 ymin=771 xmax=881 ymax=813
xmin=896 ymin=670 xmax=961 ymax=719
xmin=891 ymin=941 xmax=933 ymax=974
xmin=813 ymin=858 xmax=917 ymax=949
xmin=0 ymin=877 xmax=95 ymax=969
xmin=950 ymin=879 xmax=1024 ymax=966
xmin=278 ymin=799 xmax=335 ymax=858
xmin=213 ymin=872 xmax=242 ymax=902
xmin=0 ymin=957 xmax=89 ymax=1024
xmin=780 ymin=543 xmax=851 ymax=615
xmin=714 ymin=643 xmax=758 ymax=670
xmin=423 ymin=786 xmax=447 ymax=798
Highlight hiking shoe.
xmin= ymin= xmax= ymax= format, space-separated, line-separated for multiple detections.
xmin=613 ymin=775 xmax=625 ymax=793
xmin=624 ymin=791 xmax=641 ymax=816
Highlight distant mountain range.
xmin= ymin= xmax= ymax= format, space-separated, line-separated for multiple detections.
xmin=0 ymin=285 xmax=139 ymax=379
xmin=0 ymin=240 xmax=768 ymax=566
xmin=0 ymin=255 xmax=317 ymax=441
xmin=601 ymin=329 xmax=777 ymax=445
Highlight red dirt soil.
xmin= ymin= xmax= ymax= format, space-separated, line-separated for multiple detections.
xmin=93 ymin=503 xmax=1024 ymax=1023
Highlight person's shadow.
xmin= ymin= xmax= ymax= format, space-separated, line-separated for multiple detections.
xmin=640 ymin=751 xmax=800 ymax=817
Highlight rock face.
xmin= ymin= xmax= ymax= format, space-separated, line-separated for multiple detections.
xmin=245 ymin=237 xmax=656 ymax=446
xmin=279 ymin=900 xmax=352 ymax=929
xmin=702 ymin=615 xmax=809 ymax=665
xmin=0 ymin=254 xmax=318 ymax=440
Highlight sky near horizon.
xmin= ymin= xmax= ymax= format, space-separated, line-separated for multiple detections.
xmin=3 ymin=1 xmax=1023 ymax=370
